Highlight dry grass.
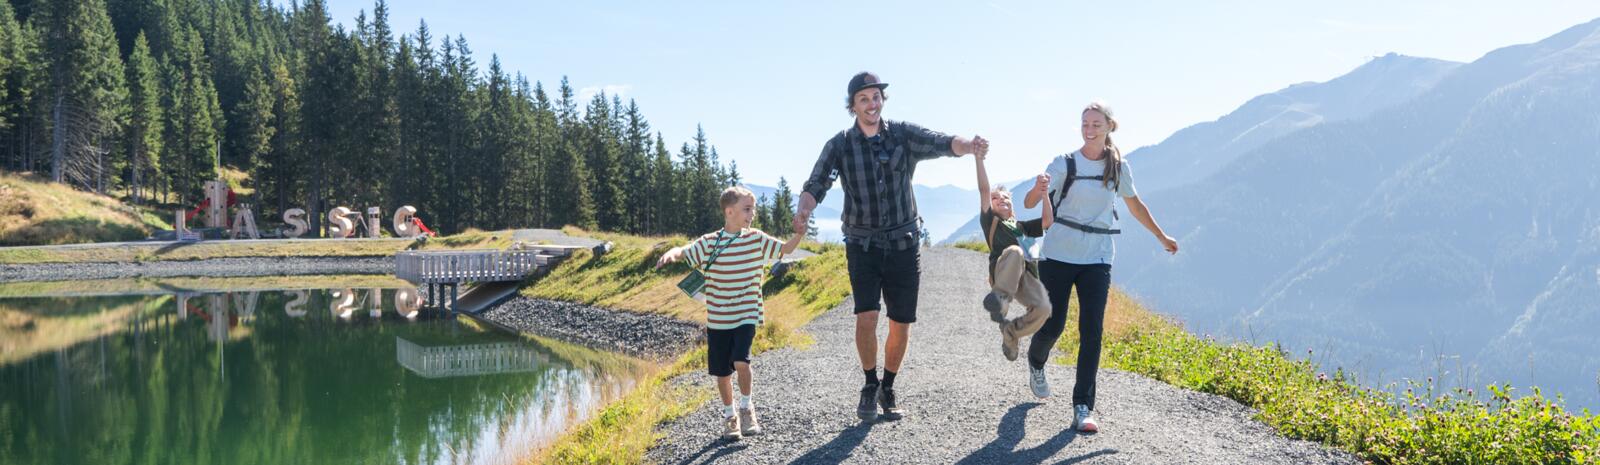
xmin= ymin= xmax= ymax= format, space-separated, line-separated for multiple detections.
xmin=1052 ymin=286 xmax=1169 ymax=357
xmin=217 ymin=165 xmax=254 ymax=197
xmin=0 ymin=171 xmax=170 ymax=246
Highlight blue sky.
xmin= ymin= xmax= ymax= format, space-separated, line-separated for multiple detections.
xmin=324 ymin=1 xmax=1600 ymax=190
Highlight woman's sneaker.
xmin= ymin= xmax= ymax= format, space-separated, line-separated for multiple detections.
xmin=1074 ymin=404 xmax=1099 ymax=432
xmin=722 ymin=413 xmax=743 ymax=440
xmin=1029 ymin=366 xmax=1051 ymax=399
xmin=739 ymin=407 xmax=761 ymax=436
xmin=857 ymin=383 xmax=880 ymax=422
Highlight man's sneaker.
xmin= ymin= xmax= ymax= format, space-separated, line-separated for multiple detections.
xmin=722 ymin=413 xmax=743 ymax=440
xmin=1029 ymin=366 xmax=1051 ymax=399
xmin=739 ymin=407 xmax=761 ymax=436
xmin=1001 ymin=328 xmax=1020 ymax=361
xmin=857 ymin=383 xmax=880 ymax=422
xmin=877 ymin=387 xmax=906 ymax=421
xmin=983 ymin=292 xmax=1009 ymax=323
xmin=1074 ymin=404 xmax=1099 ymax=432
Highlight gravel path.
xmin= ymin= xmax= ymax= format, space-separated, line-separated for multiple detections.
xmin=646 ymin=247 xmax=1358 ymax=465
xmin=0 ymin=256 xmax=393 ymax=282
xmin=478 ymin=296 xmax=703 ymax=361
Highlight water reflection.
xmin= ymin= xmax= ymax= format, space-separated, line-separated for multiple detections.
xmin=0 ymin=283 xmax=653 ymax=465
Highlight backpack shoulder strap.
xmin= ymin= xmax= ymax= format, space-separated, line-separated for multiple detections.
xmin=1051 ymin=153 xmax=1077 ymax=209
xmin=986 ymin=214 xmax=1001 ymax=250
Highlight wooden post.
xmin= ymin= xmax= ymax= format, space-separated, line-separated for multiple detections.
xmin=204 ymin=180 xmax=228 ymax=229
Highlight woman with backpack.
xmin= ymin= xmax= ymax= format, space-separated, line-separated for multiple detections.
xmin=1020 ymin=101 xmax=1180 ymax=433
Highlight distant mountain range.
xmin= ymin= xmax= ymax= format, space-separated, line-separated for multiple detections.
xmin=941 ymin=52 xmax=1464 ymax=246
xmin=1106 ymin=18 xmax=1600 ymax=410
xmin=1131 ymin=52 xmax=1462 ymax=194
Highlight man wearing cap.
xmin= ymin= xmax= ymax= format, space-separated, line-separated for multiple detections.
xmin=794 ymin=71 xmax=989 ymax=422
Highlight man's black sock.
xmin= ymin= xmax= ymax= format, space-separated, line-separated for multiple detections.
xmin=864 ymin=368 xmax=879 ymax=386
xmin=882 ymin=370 xmax=898 ymax=390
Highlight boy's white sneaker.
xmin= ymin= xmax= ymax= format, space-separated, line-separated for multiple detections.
xmin=721 ymin=414 xmax=742 ymax=440
xmin=739 ymin=407 xmax=761 ymax=436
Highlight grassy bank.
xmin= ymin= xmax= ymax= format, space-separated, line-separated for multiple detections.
xmin=1055 ymin=289 xmax=1600 ymax=464
xmin=523 ymin=228 xmax=851 ymax=464
xmin=0 ymin=227 xmax=513 ymax=264
xmin=0 ymin=172 xmax=170 ymax=246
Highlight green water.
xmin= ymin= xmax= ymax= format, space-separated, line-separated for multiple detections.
xmin=0 ymin=286 xmax=652 ymax=465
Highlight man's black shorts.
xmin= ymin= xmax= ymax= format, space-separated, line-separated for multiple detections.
xmin=845 ymin=241 xmax=921 ymax=324
xmin=706 ymin=323 xmax=756 ymax=377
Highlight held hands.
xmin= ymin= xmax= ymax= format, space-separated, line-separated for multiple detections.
xmin=970 ymin=135 xmax=990 ymax=159
xmin=792 ymin=210 xmax=810 ymax=241
xmin=654 ymin=246 xmax=684 ymax=270
xmin=1033 ymin=174 xmax=1051 ymax=194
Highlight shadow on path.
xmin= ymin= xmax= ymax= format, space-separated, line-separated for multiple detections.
xmin=786 ymin=421 xmax=878 ymax=465
xmin=953 ymin=402 xmax=1118 ymax=465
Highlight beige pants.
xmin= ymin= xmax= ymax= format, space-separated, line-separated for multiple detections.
xmin=993 ymin=245 xmax=1050 ymax=339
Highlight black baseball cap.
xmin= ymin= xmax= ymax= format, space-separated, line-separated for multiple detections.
xmin=847 ymin=72 xmax=889 ymax=99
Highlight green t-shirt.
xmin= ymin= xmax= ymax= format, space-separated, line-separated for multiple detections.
xmin=980 ymin=209 xmax=1044 ymax=279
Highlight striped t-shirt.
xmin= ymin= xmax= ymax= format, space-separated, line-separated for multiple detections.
xmin=683 ymin=228 xmax=786 ymax=330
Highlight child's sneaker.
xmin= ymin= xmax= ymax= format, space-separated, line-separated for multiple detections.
xmin=721 ymin=413 xmax=742 ymax=440
xmin=983 ymin=291 xmax=1009 ymax=323
xmin=739 ymin=407 xmax=761 ymax=436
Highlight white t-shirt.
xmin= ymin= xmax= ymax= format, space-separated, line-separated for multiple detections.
xmin=1039 ymin=150 xmax=1137 ymax=265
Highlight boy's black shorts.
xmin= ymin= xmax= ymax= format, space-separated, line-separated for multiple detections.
xmin=846 ymin=241 xmax=921 ymax=324
xmin=706 ymin=323 xmax=756 ymax=377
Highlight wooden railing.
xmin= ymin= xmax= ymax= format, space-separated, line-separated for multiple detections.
xmin=394 ymin=250 xmax=544 ymax=284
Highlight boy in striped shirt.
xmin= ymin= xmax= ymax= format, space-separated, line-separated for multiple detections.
xmin=656 ymin=186 xmax=805 ymax=440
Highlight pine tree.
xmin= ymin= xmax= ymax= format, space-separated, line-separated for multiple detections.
xmin=232 ymin=62 xmax=273 ymax=182
xmin=546 ymin=76 xmax=593 ymax=229
xmin=163 ymin=26 xmax=220 ymax=204
xmin=41 ymin=0 xmax=129 ymax=191
xmin=0 ymin=0 xmax=19 ymax=133
xmin=0 ymin=0 xmax=761 ymax=240
xmin=123 ymin=31 xmax=161 ymax=204
xmin=0 ymin=0 xmax=36 ymax=172
xmin=649 ymin=132 xmax=674 ymax=234
xmin=754 ymin=193 xmax=771 ymax=232
xmin=771 ymin=177 xmax=795 ymax=237
xmin=621 ymin=99 xmax=650 ymax=233
xmin=261 ymin=58 xmax=300 ymax=218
